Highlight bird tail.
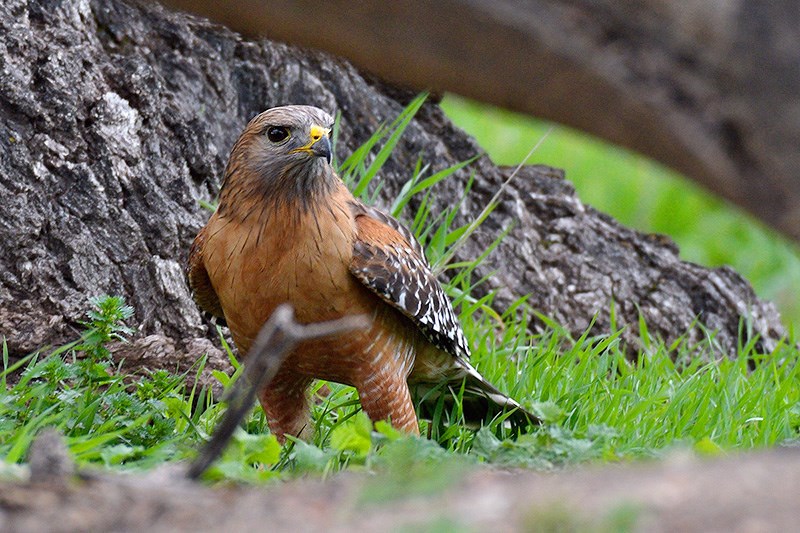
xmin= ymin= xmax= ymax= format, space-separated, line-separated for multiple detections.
xmin=413 ymin=360 xmax=539 ymax=429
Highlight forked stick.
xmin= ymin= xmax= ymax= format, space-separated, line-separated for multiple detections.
xmin=187 ymin=304 xmax=368 ymax=480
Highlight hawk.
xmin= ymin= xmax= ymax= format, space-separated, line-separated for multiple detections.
xmin=188 ymin=105 xmax=534 ymax=441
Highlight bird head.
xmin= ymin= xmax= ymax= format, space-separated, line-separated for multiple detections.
xmin=244 ymin=105 xmax=334 ymax=169
xmin=221 ymin=105 xmax=336 ymax=208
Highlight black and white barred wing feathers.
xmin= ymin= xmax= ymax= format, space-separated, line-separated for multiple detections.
xmin=348 ymin=204 xmax=471 ymax=361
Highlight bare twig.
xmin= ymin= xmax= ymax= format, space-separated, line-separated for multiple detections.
xmin=186 ymin=305 xmax=369 ymax=480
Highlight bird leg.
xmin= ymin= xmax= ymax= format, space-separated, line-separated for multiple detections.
xmin=259 ymin=369 xmax=314 ymax=443
xmin=356 ymin=370 xmax=420 ymax=435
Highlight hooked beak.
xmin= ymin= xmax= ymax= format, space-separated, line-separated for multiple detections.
xmin=311 ymin=134 xmax=332 ymax=165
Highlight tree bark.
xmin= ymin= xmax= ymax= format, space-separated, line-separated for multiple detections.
xmin=160 ymin=0 xmax=800 ymax=243
xmin=0 ymin=0 xmax=785 ymax=373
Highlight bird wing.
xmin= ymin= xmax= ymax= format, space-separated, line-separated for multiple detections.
xmin=350 ymin=206 xmax=537 ymax=427
xmin=349 ymin=204 xmax=471 ymax=360
xmin=187 ymin=226 xmax=226 ymax=320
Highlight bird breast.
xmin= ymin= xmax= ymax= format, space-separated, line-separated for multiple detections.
xmin=203 ymin=184 xmax=364 ymax=350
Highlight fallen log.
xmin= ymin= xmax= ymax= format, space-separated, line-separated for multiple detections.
xmin=160 ymin=0 xmax=800 ymax=243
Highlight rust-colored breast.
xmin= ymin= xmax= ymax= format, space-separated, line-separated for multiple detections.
xmin=202 ymin=184 xmax=369 ymax=353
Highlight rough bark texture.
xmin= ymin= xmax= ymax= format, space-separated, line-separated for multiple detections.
xmin=161 ymin=0 xmax=800 ymax=243
xmin=0 ymin=0 xmax=786 ymax=375
xmin=3 ymin=448 xmax=800 ymax=531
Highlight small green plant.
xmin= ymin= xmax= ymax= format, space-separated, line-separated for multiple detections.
xmin=78 ymin=295 xmax=134 ymax=361
xmin=0 ymin=296 xmax=212 ymax=471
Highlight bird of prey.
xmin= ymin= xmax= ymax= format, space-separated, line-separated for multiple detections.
xmin=188 ymin=105 xmax=534 ymax=441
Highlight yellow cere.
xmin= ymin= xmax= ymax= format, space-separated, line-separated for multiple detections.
xmin=309 ymin=124 xmax=331 ymax=144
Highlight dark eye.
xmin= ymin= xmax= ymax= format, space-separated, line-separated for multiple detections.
xmin=266 ymin=126 xmax=289 ymax=143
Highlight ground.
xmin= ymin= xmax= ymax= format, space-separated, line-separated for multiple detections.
xmin=2 ymin=448 xmax=799 ymax=531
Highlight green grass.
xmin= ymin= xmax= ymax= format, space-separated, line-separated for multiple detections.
xmin=441 ymin=95 xmax=800 ymax=330
xmin=2 ymin=95 xmax=800 ymax=484
xmin=3 ymin=294 xmax=799 ymax=481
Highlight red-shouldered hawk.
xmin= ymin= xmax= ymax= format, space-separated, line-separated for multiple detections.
xmin=188 ymin=105 xmax=534 ymax=441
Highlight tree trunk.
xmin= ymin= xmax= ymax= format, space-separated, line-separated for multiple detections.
xmin=0 ymin=0 xmax=785 ymax=375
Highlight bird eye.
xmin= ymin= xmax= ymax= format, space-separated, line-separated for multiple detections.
xmin=266 ymin=126 xmax=290 ymax=143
